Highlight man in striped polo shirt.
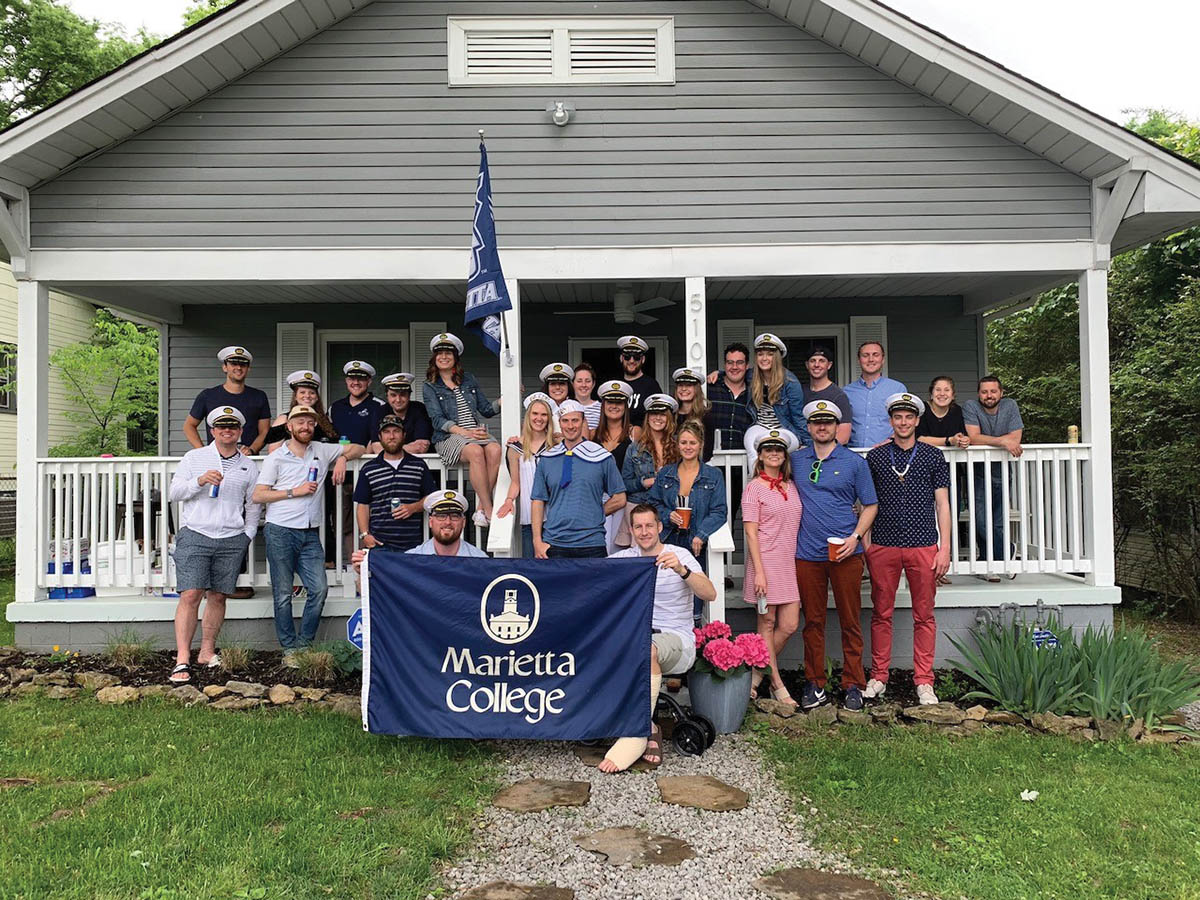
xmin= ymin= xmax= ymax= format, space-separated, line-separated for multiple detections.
xmin=354 ymin=414 xmax=437 ymax=553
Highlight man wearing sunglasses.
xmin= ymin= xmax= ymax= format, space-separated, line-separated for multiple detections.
xmin=617 ymin=335 xmax=662 ymax=430
xmin=791 ymin=400 xmax=878 ymax=712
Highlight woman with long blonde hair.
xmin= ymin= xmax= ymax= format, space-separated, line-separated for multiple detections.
xmin=744 ymin=333 xmax=805 ymax=461
xmin=672 ymin=366 xmax=713 ymax=459
xmin=496 ymin=393 xmax=560 ymax=557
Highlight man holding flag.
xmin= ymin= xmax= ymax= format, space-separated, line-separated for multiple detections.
xmin=465 ymin=134 xmax=513 ymax=357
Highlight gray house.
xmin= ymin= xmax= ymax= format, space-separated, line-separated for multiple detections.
xmin=3 ymin=0 xmax=1200 ymax=657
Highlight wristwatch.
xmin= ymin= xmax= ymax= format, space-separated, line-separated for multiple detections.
xmin=286 ymin=487 xmax=294 ymax=499
xmin=676 ymin=566 xmax=689 ymax=579
xmin=944 ymin=436 xmax=952 ymax=447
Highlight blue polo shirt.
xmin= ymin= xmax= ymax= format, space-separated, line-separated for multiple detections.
xmin=329 ymin=393 xmax=386 ymax=445
xmin=842 ymin=376 xmax=907 ymax=447
xmin=791 ymin=444 xmax=878 ymax=562
xmin=531 ymin=443 xmax=625 ymax=549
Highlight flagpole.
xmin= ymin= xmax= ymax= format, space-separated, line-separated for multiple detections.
xmin=479 ymin=129 xmax=514 ymax=367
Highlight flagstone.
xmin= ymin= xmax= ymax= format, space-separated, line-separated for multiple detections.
xmin=458 ymin=882 xmax=574 ymax=900
xmin=753 ymin=867 xmax=893 ymax=900
xmin=572 ymin=743 xmax=658 ymax=772
xmin=573 ymin=826 xmax=695 ymax=867
xmin=493 ymin=779 xmax=590 ymax=813
xmin=656 ymin=775 xmax=748 ymax=811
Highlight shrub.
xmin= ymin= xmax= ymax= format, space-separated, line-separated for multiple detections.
xmin=292 ymin=646 xmax=335 ymax=682
xmin=950 ymin=617 xmax=1200 ymax=727
xmin=330 ymin=640 xmax=362 ymax=676
xmin=103 ymin=627 xmax=155 ymax=671
xmin=218 ymin=644 xmax=252 ymax=673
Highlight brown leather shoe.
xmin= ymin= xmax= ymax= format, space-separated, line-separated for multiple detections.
xmin=228 ymin=586 xmax=254 ymax=600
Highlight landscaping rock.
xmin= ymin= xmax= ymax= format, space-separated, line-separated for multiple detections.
xmin=11 ymin=681 xmax=40 ymax=696
xmin=96 ymin=686 xmax=140 ymax=705
xmin=755 ymin=698 xmax=797 ymax=718
xmin=1094 ymin=718 xmax=1125 ymax=742
xmin=43 ymin=686 xmax=80 ymax=700
xmin=139 ymin=685 xmax=169 ymax=699
xmin=74 ymin=671 xmax=121 ymax=692
xmin=0 ymin=684 xmax=10 ymax=698
xmin=868 ymin=703 xmax=900 ymax=724
xmin=984 ymin=710 xmax=1025 ymax=726
xmin=837 ymin=708 xmax=871 ymax=727
xmin=964 ymin=705 xmax=988 ymax=721
xmin=0 ymin=647 xmax=22 ymax=665
xmin=33 ymin=671 xmax=71 ymax=687
xmin=903 ymin=703 xmax=965 ymax=726
xmin=268 ymin=684 xmax=297 ymax=705
xmin=754 ymin=867 xmax=893 ymax=900
xmin=202 ymin=685 xmax=229 ymax=699
xmin=1139 ymin=730 xmax=1183 ymax=744
xmin=493 ymin=779 xmax=590 ymax=812
xmin=1128 ymin=718 xmax=1146 ymax=741
xmin=1068 ymin=728 xmax=1097 ymax=743
xmin=1031 ymin=712 xmax=1092 ymax=735
xmin=459 ymin=882 xmax=574 ymax=900
xmin=326 ymin=693 xmax=360 ymax=717
xmin=223 ymin=680 xmax=267 ymax=699
xmin=573 ymin=826 xmax=695 ymax=867
xmin=210 ymin=695 xmax=263 ymax=711
xmin=657 ymin=775 xmax=748 ymax=811
xmin=806 ymin=704 xmax=838 ymax=726
xmin=295 ymin=687 xmax=328 ymax=702
xmin=168 ymin=685 xmax=208 ymax=707
xmin=7 ymin=667 xmax=35 ymax=685
xmin=1160 ymin=712 xmax=1186 ymax=727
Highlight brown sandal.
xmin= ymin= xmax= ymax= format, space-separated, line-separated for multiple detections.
xmin=642 ymin=725 xmax=662 ymax=766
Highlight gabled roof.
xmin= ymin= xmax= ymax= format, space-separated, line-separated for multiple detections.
xmin=0 ymin=0 xmax=1198 ymax=252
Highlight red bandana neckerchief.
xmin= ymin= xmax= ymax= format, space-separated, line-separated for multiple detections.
xmin=760 ymin=472 xmax=788 ymax=500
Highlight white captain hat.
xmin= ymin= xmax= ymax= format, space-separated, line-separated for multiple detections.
xmin=754 ymin=333 xmax=788 ymax=357
xmin=286 ymin=370 xmax=321 ymax=390
xmin=206 ymin=406 xmax=246 ymax=429
xmin=617 ymin=335 xmax=649 ymax=353
xmin=748 ymin=425 xmax=799 ymax=454
xmin=886 ymin=392 xmax=926 ymax=416
xmin=523 ymin=391 xmax=559 ymax=415
xmin=424 ymin=490 xmax=469 ymax=515
xmin=381 ymin=372 xmax=416 ymax=392
xmin=643 ymin=393 xmax=679 ymax=414
xmin=342 ymin=360 xmax=375 ymax=378
xmin=671 ymin=366 xmax=703 ymax=384
xmin=599 ymin=380 xmax=634 ymax=403
xmin=539 ymin=362 xmax=575 ymax=383
xmin=803 ymin=399 xmax=842 ymax=422
xmin=217 ymin=346 xmax=253 ymax=365
xmin=430 ymin=333 xmax=464 ymax=355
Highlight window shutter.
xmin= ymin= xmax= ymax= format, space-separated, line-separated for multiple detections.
xmin=569 ymin=29 xmax=658 ymax=76
xmin=465 ymin=30 xmax=553 ymax=78
xmin=410 ymin=322 xmax=448 ymax=382
xmin=276 ymin=322 xmax=313 ymax=414
xmin=849 ymin=316 xmax=889 ymax=378
xmin=717 ymin=319 xmax=755 ymax=362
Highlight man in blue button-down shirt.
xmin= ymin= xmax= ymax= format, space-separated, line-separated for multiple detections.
xmin=842 ymin=341 xmax=907 ymax=448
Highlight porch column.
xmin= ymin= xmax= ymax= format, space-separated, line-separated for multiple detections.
xmin=488 ymin=277 xmax=521 ymax=556
xmin=1078 ymin=267 xmax=1115 ymax=587
xmin=15 ymin=279 xmax=49 ymax=603
xmin=685 ymin=277 xmax=707 ymax=379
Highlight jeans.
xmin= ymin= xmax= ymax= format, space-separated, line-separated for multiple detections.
xmin=547 ymin=545 xmax=607 ymax=559
xmin=520 ymin=524 xmax=534 ymax=559
xmin=972 ymin=462 xmax=1007 ymax=562
xmin=264 ymin=523 xmax=328 ymax=650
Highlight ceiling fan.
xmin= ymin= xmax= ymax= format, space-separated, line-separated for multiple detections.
xmin=553 ymin=283 xmax=675 ymax=325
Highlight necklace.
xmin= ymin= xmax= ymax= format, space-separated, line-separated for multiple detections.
xmin=889 ymin=441 xmax=917 ymax=483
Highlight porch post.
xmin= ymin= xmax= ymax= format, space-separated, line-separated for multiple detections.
xmin=1078 ymin=267 xmax=1115 ymax=587
xmin=685 ymin=276 xmax=707 ymax=379
xmin=487 ymin=277 xmax=521 ymax=556
xmin=15 ymin=279 xmax=49 ymax=603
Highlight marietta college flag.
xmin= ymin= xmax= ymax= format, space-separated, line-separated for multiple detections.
xmin=464 ymin=140 xmax=512 ymax=355
xmin=361 ymin=553 xmax=656 ymax=740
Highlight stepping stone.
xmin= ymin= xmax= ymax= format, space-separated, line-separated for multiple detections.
xmin=754 ymin=867 xmax=893 ymax=899
xmin=572 ymin=743 xmax=658 ymax=772
xmin=493 ymin=779 xmax=590 ymax=812
xmin=657 ymin=775 xmax=748 ymax=811
xmin=459 ymin=882 xmax=574 ymax=900
xmin=574 ymin=826 xmax=695 ymax=867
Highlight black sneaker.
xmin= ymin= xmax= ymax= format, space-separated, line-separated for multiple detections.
xmin=801 ymin=681 xmax=828 ymax=710
xmin=844 ymin=686 xmax=864 ymax=711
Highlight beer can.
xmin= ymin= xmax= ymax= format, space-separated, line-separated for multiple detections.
xmin=208 ymin=482 xmax=220 ymax=499
xmin=307 ymin=466 xmax=319 ymax=482
xmin=389 ymin=497 xmax=402 ymax=511
xmin=1067 ymin=425 xmax=1079 ymax=444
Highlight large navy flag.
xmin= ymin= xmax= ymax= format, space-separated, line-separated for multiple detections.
xmin=362 ymin=553 xmax=656 ymax=740
xmin=465 ymin=141 xmax=512 ymax=356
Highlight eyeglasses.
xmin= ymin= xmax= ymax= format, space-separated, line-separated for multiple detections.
xmin=431 ymin=511 xmax=464 ymax=521
xmin=621 ymin=352 xmax=644 ymax=360
xmin=809 ymin=459 xmax=823 ymax=483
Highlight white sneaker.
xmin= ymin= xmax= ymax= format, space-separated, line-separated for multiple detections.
xmin=282 ymin=650 xmax=300 ymax=669
xmin=472 ymin=510 xmax=489 ymax=529
xmin=864 ymin=679 xmax=887 ymax=699
xmin=916 ymin=684 xmax=939 ymax=706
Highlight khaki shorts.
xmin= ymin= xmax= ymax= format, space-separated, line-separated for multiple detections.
xmin=651 ymin=632 xmax=687 ymax=674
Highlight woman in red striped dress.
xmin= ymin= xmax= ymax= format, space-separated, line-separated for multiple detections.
xmin=742 ymin=426 xmax=804 ymax=706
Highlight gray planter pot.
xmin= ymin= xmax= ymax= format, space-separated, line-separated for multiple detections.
xmin=688 ymin=668 xmax=753 ymax=733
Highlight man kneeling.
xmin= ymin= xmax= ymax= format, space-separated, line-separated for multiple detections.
xmin=600 ymin=503 xmax=716 ymax=772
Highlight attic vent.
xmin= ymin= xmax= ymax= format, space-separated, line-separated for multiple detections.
xmin=449 ymin=17 xmax=675 ymax=86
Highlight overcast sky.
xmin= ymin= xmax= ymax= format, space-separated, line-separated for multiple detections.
xmin=65 ymin=0 xmax=1200 ymax=124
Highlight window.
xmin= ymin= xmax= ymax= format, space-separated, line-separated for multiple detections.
xmin=316 ymin=330 xmax=408 ymax=408
xmin=0 ymin=344 xmax=14 ymax=414
xmin=448 ymin=17 xmax=675 ymax=86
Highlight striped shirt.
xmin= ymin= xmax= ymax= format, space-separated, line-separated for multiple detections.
xmin=168 ymin=443 xmax=262 ymax=540
xmin=756 ymin=403 xmax=781 ymax=428
xmin=352 ymin=452 xmax=437 ymax=550
xmin=453 ymin=388 xmax=478 ymax=427
xmin=580 ymin=400 xmax=602 ymax=431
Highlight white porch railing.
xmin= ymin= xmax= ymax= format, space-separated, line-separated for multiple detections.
xmin=34 ymin=455 xmax=477 ymax=596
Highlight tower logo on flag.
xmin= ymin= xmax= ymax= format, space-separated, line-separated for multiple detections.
xmin=480 ymin=574 xmax=540 ymax=644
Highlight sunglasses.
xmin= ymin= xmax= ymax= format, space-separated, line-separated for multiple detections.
xmin=809 ymin=459 xmax=823 ymax=483
xmin=212 ymin=424 xmax=240 ymax=431
xmin=621 ymin=352 xmax=644 ymax=360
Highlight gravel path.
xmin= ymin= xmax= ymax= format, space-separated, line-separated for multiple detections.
xmin=437 ymin=733 xmax=839 ymax=900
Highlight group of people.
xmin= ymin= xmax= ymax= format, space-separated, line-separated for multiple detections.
xmin=165 ymin=333 xmax=1026 ymax=768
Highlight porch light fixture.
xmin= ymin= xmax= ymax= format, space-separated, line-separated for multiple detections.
xmin=549 ymin=101 xmax=573 ymax=127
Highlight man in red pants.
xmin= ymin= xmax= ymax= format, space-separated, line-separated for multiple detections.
xmin=864 ymin=393 xmax=952 ymax=705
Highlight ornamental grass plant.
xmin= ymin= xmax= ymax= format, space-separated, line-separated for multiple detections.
xmin=950 ymin=616 xmax=1200 ymax=727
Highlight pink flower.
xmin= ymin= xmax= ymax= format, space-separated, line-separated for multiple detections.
xmin=693 ymin=627 xmax=705 ymax=649
xmin=734 ymin=632 xmax=772 ymax=669
xmin=702 ymin=638 xmax=745 ymax=672
xmin=701 ymin=621 xmax=732 ymax=642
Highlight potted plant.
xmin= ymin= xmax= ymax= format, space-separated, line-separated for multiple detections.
xmin=689 ymin=622 xmax=771 ymax=733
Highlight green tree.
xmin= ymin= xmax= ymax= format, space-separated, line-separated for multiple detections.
xmin=47 ymin=309 xmax=159 ymax=457
xmin=0 ymin=0 xmax=156 ymax=126
xmin=183 ymin=0 xmax=236 ymax=29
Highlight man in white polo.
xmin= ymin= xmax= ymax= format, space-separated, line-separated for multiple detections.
xmin=253 ymin=405 xmax=365 ymax=663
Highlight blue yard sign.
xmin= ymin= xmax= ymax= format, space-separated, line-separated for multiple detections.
xmin=464 ymin=139 xmax=512 ymax=355
xmin=347 ymin=607 xmax=364 ymax=650
xmin=361 ymin=553 xmax=656 ymax=740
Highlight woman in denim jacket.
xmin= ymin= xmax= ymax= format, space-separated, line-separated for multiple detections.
xmin=621 ymin=394 xmax=679 ymax=505
xmin=744 ymin=333 xmax=806 ymax=460
xmin=421 ymin=332 xmax=501 ymax=527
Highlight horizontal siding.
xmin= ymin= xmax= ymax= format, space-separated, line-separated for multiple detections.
xmin=32 ymin=0 xmax=1090 ymax=249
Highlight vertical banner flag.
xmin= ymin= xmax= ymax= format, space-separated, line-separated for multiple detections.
xmin=362 ymin=553 xmax=656 ymax=740
xmin=465 ymin=139 xmax=512 ymax=356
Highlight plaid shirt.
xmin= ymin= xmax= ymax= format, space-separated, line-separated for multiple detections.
xmin=707 ymin=379 xmax=753 ymax=452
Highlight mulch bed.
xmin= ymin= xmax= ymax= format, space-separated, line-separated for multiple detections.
xmin=779 ymin=665 xmax=986 ymax=709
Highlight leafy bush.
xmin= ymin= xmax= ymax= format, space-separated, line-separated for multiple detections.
xmin=330 ymin=640 xmax=362 ymax=675
xmin=950 ymin=617 xmax=1200 ymax=727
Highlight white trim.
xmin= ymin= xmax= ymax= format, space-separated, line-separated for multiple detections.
xmin=684 ymin=276 xmax=706 ymax=381
xmin=30 ymin=241 xmax=1098 ymax=284
xmin=15 ymin=280 xmax=48 ymax=604
xmin=1078 ymin=268 xmax=1115 ymax=588
xmin=315 ymin=329 xmax=409 ymax=407
xmin=568 ymin=335 xmax=670 ymax=388
xmin=158 ymin=321 xmax=168 ymax=456
xmin=764 ymin=323 xmax=850 ymax=385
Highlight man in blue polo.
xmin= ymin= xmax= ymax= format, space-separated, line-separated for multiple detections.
xmin=531 ymin=399 xmax=627 ymax=558
xmin=354 ymin=414 xmax=437 ymax=553
xmin=791 ymin=399 xmax=878 ymax=712
xmin=842 ymin=341 xmax=907 ymax=448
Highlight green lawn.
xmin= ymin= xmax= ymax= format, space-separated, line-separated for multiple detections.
xmin=0 ymin=696 xmax=496 ymax=900
xmin=766 ymin=726 xmax=1200 ymax=900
